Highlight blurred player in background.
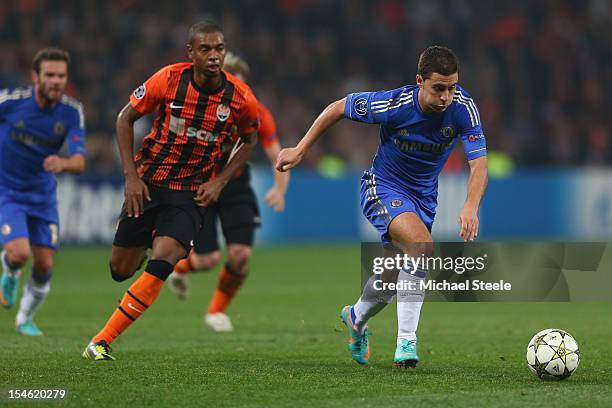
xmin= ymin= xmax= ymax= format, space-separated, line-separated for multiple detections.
xmin=82 ymin=21 xmax=260 ymax=361
xmin=276 ymin=46 xmax=488 ymax=367
xmin=0 ymin=48 xmax=86 ymax=336
xmin=168 ymin=52 xmax=290 ymax=332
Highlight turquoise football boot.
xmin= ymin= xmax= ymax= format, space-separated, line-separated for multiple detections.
xmin=16 ymin=319 xmax=43 ymax=336
xmin=394 ymin=338 xmax=419 ymax=367
xmin=1 ymin=250 xmax=20 ymax=308
xmin=0 ymin=272 xmax=19 ymax=309
xmin=340 ymin=305 xmax=371 ymax=365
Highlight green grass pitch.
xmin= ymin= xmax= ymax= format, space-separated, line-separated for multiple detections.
xmin=1 ymin=245 xmax=611 ymax=407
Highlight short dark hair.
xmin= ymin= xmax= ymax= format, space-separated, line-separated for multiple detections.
xmin=188 ymin=20 xmax=224 ymax=44
xmin=32 ymin=47 xmax=70 ymax=74
xmin=417 ymin=46 xmax=459 ymax=79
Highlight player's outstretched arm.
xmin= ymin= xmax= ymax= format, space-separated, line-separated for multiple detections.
xmin=195 ymin=132 xmax=258 ymax=207
xmin=275 ymin=97 xmax=346 ymax=172
xmin=458 ymin=156 xmax=488 ymax=242
xmin=116 ymin=102 xmax=150 ymax=218
xmin=263 ymin=142 xmax=290 ymax=212
xmin=43 ymin=154 xmax=85 ymax=174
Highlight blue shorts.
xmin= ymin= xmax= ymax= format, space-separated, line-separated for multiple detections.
xmin=0 ymin=195 xmax=59 ymax=250
xmin=360 ymin=170 xmax=435 ymax=245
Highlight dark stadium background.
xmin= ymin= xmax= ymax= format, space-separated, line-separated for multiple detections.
xmin=2 ymin=0 xmax=611 ymax=244
xmin=3 ymin=0 xmax=611 ymax=244
xmin=3 ymin=0 xmax=611 ymax=167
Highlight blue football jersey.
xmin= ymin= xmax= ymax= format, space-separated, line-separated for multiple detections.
xmin=0 ymin=87 xmax=86 ymax=202
xmin=345 ymin=85 xmax=486 ymax=209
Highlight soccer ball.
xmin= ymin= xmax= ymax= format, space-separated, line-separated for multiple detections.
xmin=526 ymin=328 xmax=580 ymax=380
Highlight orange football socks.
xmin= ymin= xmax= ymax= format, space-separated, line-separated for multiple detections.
xmin=173 ymin=257 xmax=192 ymax=275
xmin=93 ymin=261 xmax=173 ymax=344
xmin=207 ymin=264 xmax=246 ymax=314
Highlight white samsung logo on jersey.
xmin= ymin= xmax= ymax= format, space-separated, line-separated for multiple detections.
xmin=186 ymin=127 xmax=218 ymax=141
xmin=168 ymin=115 xmax=219 ymax=142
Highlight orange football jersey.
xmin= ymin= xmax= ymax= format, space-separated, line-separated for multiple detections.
xmin=129 ymin=63 xmax=260 ymax=191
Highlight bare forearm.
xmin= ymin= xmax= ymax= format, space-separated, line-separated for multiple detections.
xmin=62 ymin=154 xmax=86 ymax=173
xmin=116 ymin=106 xmax=140 ymax=178
xmin=295 ymin=98 xmax=346 ymax=154
xmin=273 ymin=168 xmax=290 ymax=193
xmin=265 ymin=143 xmax=290 ymax=193
xmin=216 ymin=135 xmax=258 ymax=185
xmin=465 ymin=158 xmax=488 ymax=209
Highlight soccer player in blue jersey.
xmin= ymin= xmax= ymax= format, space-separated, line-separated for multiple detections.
xmin=0 ymin=48 xmax=86 ymax=336
xmin=276 ymin=46 xmax=488 ymax=367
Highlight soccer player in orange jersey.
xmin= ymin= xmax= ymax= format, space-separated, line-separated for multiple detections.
xmin=168 ymin=53 xmax=290 ymax=332
xmin=83 ymin=21 xmax=260 ymax=361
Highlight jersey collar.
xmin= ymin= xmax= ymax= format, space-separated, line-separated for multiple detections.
xmin=190 ymin=67 xmax=227 ymax=95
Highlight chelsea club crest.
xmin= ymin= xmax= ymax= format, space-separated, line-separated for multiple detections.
xmin=440 ymin=125 xmax=456 ymax=139
xmin=53 ymin=121 xmax=65 ymax=135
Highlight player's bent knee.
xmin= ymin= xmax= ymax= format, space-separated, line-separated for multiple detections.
xmin=191 ymin=251 xmax=221 ymax=271
xmin=228 ymin=246 xmax=252 ymax=263
xmin=388 ymin=212 xmax=433 ymax=244
xmin=227 ymin=245 xmax=252 ymax=271
xmin=110 ymin=270 xmax=131 ymax=282
xmin=109 ymin=261 xmax=135 ymax=282
xmin=32 ymin=260 xmax=53 ymax=275
xmin=151 ymin=237 xmax=186 ymax=265
xmin=10 ymin=253 xmax=29 ymax=268
xmin=6 ymin=249 xmax=29 ymax=268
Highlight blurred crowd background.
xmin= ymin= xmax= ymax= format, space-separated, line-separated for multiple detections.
xmin=2 ymin=0 xmax=611 ymax=175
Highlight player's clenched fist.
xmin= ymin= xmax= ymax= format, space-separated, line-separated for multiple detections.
xmin=275 ymin=147 xmax=303 ymax=172
xmin=43 ymin=155 xmax=66 ymax=173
